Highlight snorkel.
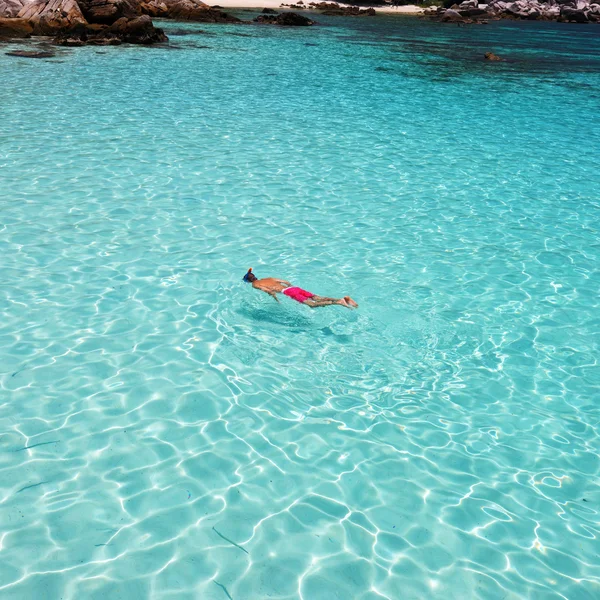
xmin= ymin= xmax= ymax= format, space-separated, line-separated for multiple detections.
xmin=243 ymin=268 xmax=257 ymax=283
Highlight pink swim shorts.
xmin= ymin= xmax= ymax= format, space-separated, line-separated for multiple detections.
xmin=283 ymin=287 xmax=315 ymax=304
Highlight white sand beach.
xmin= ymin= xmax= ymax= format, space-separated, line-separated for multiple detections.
xmin=212 ymin=0 xmax=424 ymax=13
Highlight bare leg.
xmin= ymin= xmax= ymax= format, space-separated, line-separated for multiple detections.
xmin=305 ymin=295 xmax=358 ymax=309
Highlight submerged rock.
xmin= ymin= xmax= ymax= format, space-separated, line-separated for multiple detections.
xmin=484 ymin=51 xmax=501 ymax=60
xmin=254 ymin=10 xmax=315 ymax=24
xmin=6 ymin=47 xmax=54 ymax=55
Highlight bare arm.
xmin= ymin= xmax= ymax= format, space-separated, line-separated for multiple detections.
xmin=252 ymin=281 xmax=281 ymax=302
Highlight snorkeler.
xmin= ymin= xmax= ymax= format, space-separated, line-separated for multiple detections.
xmin=243 ymin=268 xmax=358 ymax=309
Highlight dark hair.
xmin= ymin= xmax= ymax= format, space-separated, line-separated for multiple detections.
xmin=243 ymin=269 xmax=257 ymax=283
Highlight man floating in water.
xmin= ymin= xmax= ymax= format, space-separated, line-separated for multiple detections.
xmin=243 ymin=268 xmax=358 ymax=309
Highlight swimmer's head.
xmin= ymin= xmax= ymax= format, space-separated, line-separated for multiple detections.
xmin=243 ymin=268 xmax=257 ymax=283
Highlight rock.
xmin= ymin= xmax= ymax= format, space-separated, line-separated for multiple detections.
xmin=167 ymin=25 xmax=204 ymax=33
xmin=17 ymin=0 xmax=86 ymax=34
xmin=254 ymin=13 xmax=275 ymax=21
xmin=441 ymin=7 xmax=465 ymax=19
xmin=56 ymin=35 xmax=85 ymax=43
xmin=254 ymin=10 xmax=314 ymax=23
xmin=0 ymin=16 xmax=33 ymax=35
xmin=436 ymin=0 xmax=600 ymax=21
xmin=561 ymin=5 xmax=589 ymax=18
xmin=459 ymin=7 xmax=487 ymax=14
xmin=0 ymin=0 xmax=26 ymax=18
xmin=311 ymin=1 xmax=374 ymax=14
xmin=54 ymin=14 xmax=167 ymax=43
xmin=140 ymin=0 xmax=240 ymax=22
xmin=322 ymin=6 xmax=375 ymax=14
xmin=484 ymin=51 xmax=501 ymax=59
xmin=6 ymin=48 xmax=55 ymax=56
xmin=77 ymin=0 xmax=139 ymax=24
xmin=110 ymin=14 xmax=165 ymax=40
xmin=261 ymin=6 xmax=276 ymax=11
xmin=541 ymin=4 xmax=560 ymax=14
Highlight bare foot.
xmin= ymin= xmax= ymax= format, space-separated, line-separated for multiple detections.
xmin=344 ymin=296 xmax=359 ymax=309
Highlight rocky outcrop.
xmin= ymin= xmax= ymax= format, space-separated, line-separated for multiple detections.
xmin=0 ymin=0 xmax=239 ymax=40
xmin=53 ymin=13 xmax=167 ymax=43
xmin=139 ymin=0 xmax=240 ymax=22
xmin=77 ymin=0 xmax=139 ymax=24
xmin=16 ymin=0 xmax=86 ymax=34
xmin=0 ymin=15 xmax=33 ymax=34
xmin=433 ymin=0 xmax=600 ymax=23
xmin=307 ymin=2 xmax=376 ymax=15
xmin=254 ymin=10 xmax=315 ymax=24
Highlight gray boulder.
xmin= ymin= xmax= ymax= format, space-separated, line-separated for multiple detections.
xmin=441 ymin=8 xmax=464 ymax=19
xmin=0 ymin=0 xmax=26 ymax=17
xmin=561 ymin=5 xmax=589 ymax=17
xmin=541 ymin=5 xmax=561 ymax=15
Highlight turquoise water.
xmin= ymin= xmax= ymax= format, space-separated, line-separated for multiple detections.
xmin=1 ymin=14 xmax=600 ymax=599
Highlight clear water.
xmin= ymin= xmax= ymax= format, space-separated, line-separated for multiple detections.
xmin=1 ymin=14 xmax=600 ymax=600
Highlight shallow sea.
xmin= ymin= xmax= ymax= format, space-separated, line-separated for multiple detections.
xmin=1 ymin=13 xmax=600 ymax=600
